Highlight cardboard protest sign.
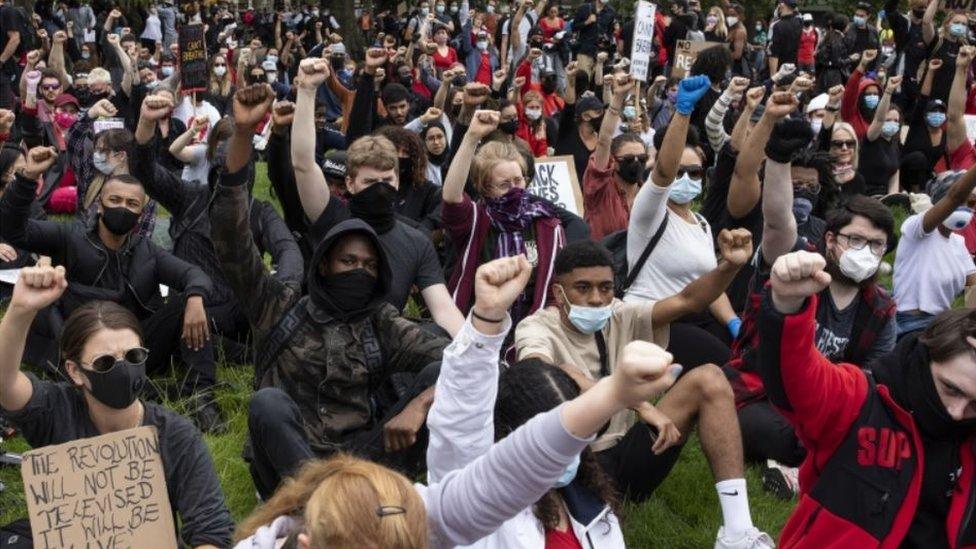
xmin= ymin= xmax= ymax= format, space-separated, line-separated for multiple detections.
xmin=941 ymin=0 xmax=976 ymax=13
xmin=965 ymin=114 xmax=976 ymax=143
xmin=528 ymin=156 xmax=584 ymax=217
xmin=630 ymin=1 xmax=657 ymax=82
xmin=21 ymin=426 xmax=177 ymax=549
xmin=178 ymin=24 xmax=208 ymax=94
xmin=672 ymin=40 xmax=724 ymax=78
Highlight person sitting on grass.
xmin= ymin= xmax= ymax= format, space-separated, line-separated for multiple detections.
xmin=233 ymin=256 xmax=682 ymax=549
xmin=0 ymin=146 xmax=223 ymax=433
xmin=759 ymin=249 xmax=976 ymax=547
xmin=0 ymin=265 xmax=234 ymax=548
xmin=514 ymin=236 xmax=774 ymax=549
xmin=211 ymin=84 xmax=450 ymax=500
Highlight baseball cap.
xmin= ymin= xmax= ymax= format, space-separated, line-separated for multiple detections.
xmin=802 ymin=13 xmax=813 ymax=22
xmin=54 ymin=94 xmax=79 ymax=109
xmin=577 ymin=94 xmax=604 ymax=115
xmin=322 ymin=150 xmax=347 ymax=180
xmin=806 ymin=93 xmax=829 ymax=114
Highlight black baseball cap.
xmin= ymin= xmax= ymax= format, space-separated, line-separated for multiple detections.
xmin=322 ymin=150 xmax=347 ymax=180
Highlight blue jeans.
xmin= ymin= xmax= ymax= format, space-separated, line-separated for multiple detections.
xmin=896 ymin=311 xmax=934 ymax=339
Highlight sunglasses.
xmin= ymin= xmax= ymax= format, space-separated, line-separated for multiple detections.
xmin=676 ymin=165 xmax=704 ymax=179
xmin=830 ymin=139 xmax=857 ymax=149
xmin=40 ymin=83 xmax=61 ymax=91
xmin=615 ymin=154 xmax=649 ymax=165
xmin=82 ymin=347 xmax=149 ymax=373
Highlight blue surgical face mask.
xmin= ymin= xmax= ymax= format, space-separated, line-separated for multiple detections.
xmin=622 ymin=105 xmax=637 ymax=120
xmin=553 ymin=454 xmax=580 ymax=488
xmin=853 ymin=15 xmax=867 ymax=26
xmin=559 ymin=286 xmax=612 ymax=334
xmin=669 ymin=173 xmax=702 ymax=204
xmin=266 ymin=54 xmax=279 ymax=65
xmin=881 ymin=120 xmax=900 ymax=138
xmin=862 ymin=94 xmax=879 ymax=109
xmin=926 ymin=111 xmax=947 ymax=127
xmin=92 ymin=151 xmax=116 ymax=175
xmin=161 ymin=65 xmax=174 ymax=77
xmin=951 ymin=22 xmax=968 ymax=38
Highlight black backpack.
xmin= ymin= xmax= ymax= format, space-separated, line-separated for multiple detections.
xmin=602 ymin=214 xmax=669 ymax=299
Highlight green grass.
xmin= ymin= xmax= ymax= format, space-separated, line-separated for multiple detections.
xmin=11 ymin=163 xmax=920 ymax=544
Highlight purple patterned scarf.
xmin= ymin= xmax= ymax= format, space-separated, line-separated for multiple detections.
xmin=483 ymin=187 xmax=556 ymax=259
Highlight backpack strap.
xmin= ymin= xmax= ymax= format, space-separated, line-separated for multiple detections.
xmin=253 ymin=297 xmax=310 ymax=389
xmin=622 ymin=213 xmax=669 ymax=294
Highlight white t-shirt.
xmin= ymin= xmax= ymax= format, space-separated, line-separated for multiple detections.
xmin=624 ymin=183 xmax=716 ymax=303
xmin=894 ymin=214 xmax=976 ymax=314
xmin=179 ymin=143 xmax=210 ymax=187
xmin=502 ymin=11 xmax=537 ymax=68
xmin=141 ymin=14 xmax=162 ymax=41
xmin=173 ymin=97 xmax=221 ymax=130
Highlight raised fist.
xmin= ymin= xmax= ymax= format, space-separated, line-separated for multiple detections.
xmin=139 ymin=94 xmax=174 ymax=122
xmin=609 ymin=341 xmax=680 ymax=410
xmin=473 ymin=255 xmax=532 ymax=318
xmin=468 ymin=109 xmax=500 ymax=138
xmin=271 ymin=101 xmax=295 ymax=127
xmin=717 ymin=228 xmax=753 ymax=267
xmin=745 ymin=87 xmax=767 ymax=110
xmin=297 ymin=57 xmax=330 ymax=88
xmin=88 ymin=98 xmax=118 ymax=119
xmin=420 ymin=107 xmax=442 ymax=124
xmin=462 ymin=82 xmax=490 ymax=106
xmin=233 ymin=84 xmax=274 ymax=127
xmin=763 ymin=91 xmax=799 ymax=118
xmin=770 ymin=250 xmax=832 ymax=313
xmin=9 ymin=265 xmax=68 ymax=314
xmin=22 ymin=146 xmax=58 ymax=179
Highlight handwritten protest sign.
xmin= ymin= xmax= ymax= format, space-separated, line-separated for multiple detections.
xmin=179 ymin=24 xmax=208 ymax=94
xmin=941 ymin=0 xmax=976 ymax=13
xmin=672 ymin=40 xmax=724 ymax=78
xmin=21 ymin=426 xmax=177 ymax=549
xmin=630 ymin=1 xmax=656 ymax=82
xmin=528 ymin=156 xmax=583 ymax=217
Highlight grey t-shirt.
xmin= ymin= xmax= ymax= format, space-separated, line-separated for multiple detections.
xmin=311 ymin=199 xmax=446 ymax=311
xmin=815 ymin=290 xmax=897 ymax=363
xmin=2 ymin=375 xmax=234 ymax=548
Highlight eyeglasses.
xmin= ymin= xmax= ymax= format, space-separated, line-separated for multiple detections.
xmin=40 ymin=83 xmax=61 ymax=91
xmin=830 ymin=139 xmax=857 ymax=150
xmin=836 ymin=232 xmax=887 ymax=256
xmin=82 ymin=347 xmax=149 ymax=373
xmin=213 ymin=63 xmax=227 ymax=67
xmin=676 ymin=165 xmax=704 ymax=179
xmin=486 ymin=176 xmax=524 ymax=193
xmin=794 ymin=181 xmax=822 ymax=194
xmin=615 ymin=154 xmax=649 ymax=165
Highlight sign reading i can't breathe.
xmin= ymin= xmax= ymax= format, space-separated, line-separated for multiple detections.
xmin=527 ymin=156 xmax=584 ymax=217
xmin=20 ymin=426 xmax=177 ymax=549
xmin=630 ymin=1 xmax=657 ymax=82
xmin=179 ymin=24 xmax=208 ymax=94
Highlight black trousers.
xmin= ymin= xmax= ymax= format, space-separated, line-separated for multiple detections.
xmin=595 ymin=422 xmax=685 ymax=503
xmin=667 ymin=319 xmax=732 ymax=374
xmin=247 ymin=362 xmax=441 ymax=500
xmin=141 ymin=294 xmax=217 ymax=390
xmin=737 ymin=399 xmax=806 ymax=467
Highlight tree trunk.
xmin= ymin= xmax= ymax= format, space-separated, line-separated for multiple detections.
xmin=333 ymin=0 xmax=366 ymax=58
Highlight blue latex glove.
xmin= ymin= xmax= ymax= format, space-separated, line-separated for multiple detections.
xmin=675 ymin=75 xmax=712 ymax=116
xmin=727 ymin=317 xmax=743 ymax=339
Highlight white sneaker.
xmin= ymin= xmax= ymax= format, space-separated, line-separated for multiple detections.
xmin=715 ymin=526 xmax=776 ymax=549
xmin=762 ymin=459 xmax=800 ymax=500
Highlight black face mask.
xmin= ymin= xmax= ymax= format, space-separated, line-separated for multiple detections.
xmin=79 ymin=359 xmax=146 ymax=409
xmin=399 ymin=75 xmax=414 ymax=88
xmin=348 ymin=182 xmax=397 ymax=234
xmin=498 ymin=118 xmax=519 ymax=135
xmin=584 ymin=115 xmax=604 ymax=130
xmin=310 ymin=268 xmax=378 ymax=319
xmin=100 ymin=206 xmax=140 ymax=236
xmin=616 ymin=158 xmax=645 ymax=184
xmin=912 ymin=8 xmax=925 ymax=18
xmin=452 ymin=74 xmax=468 ymax=87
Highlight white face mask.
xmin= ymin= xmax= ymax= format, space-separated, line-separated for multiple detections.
xmin=810 ymin=117 xmax=823 ymax=136
xmin=477 ymin=40 xmax=489 ymax=51
xmin=525 ymin=107 xmax=542 ymax=120
xmin=213 ymin=65 xmax=227 ymax=76
xmin=726 ymin=16 xmax=739 ymax=26
xmin=160 ymin=65 xmax=174 ymax=77
xmin=669 ymin=173 xmax=702 ymax=204
xmin=838 ymin=245 xmax=881 ymax=283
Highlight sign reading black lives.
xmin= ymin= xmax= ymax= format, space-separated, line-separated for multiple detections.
xmin=179 ymin=24 xmax=208 ymax=94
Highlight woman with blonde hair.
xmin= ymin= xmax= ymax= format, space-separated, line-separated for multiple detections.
xmin=203 ymin=53 xmax=235 ymax=115
xmin=235 ymin=256 xmax=679 ymax=549
xmin=704 ymin=6 xmax=728 ymax=42
xmin=441 ymin=111 xmax=565 ymax=327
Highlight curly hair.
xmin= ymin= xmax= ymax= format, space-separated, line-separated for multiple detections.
xmin=495 ymin=359 xmax=623 ymax=530
xmin=375 ymin=125 xmax=428 ymax=185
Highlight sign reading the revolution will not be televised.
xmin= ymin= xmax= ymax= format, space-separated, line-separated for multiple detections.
xmin=630 ymin=1 xmax=657 ymax=82
xmin=179 ymin=24 xmax=208 ymax=94
xmin=527 ymin=156 xmax=584 ymax=217
xmin=21 ymin=426 xmax=177 ymax=549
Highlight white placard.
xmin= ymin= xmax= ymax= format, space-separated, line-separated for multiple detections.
xmin=630 ymin=1 xmax=656 ymax=82
xmin=93 ymin=117 xmax=125 ymax=134
xmin=965 ymin=114 xmax=976 ymax=143
xmin=527 ymin=156 xmax=583 ymax=217
xmin=0 ymin=268 xmax=20 ymax=285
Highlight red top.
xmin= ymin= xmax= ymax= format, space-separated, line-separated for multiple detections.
xmin=538 ymin=17 xmax=565 ymax=42
xmin=432 ymin=46 xmax=459 ymax=71
xmin=475 ymin=52 xmax=493 ymax=85
xmin=545 ymin=527 xmax=583 ymax=549
xmin=582 ymin=153 xmax=631 ymax=240
xmin=797 ymin=28 xmax=818 ymax=65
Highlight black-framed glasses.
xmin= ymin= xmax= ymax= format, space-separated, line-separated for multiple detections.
xmin=830 ymin=139 xmax=857 ymax=150
xmin=82 ymin=347 xmax=149 ymax=373
xmin=837 ymin=232 xmax=886 ymax=256
xmin=676 ymin=165 xmax=704 ymax=179
xmin=615 ymin=154 xmax=648 ymax=165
